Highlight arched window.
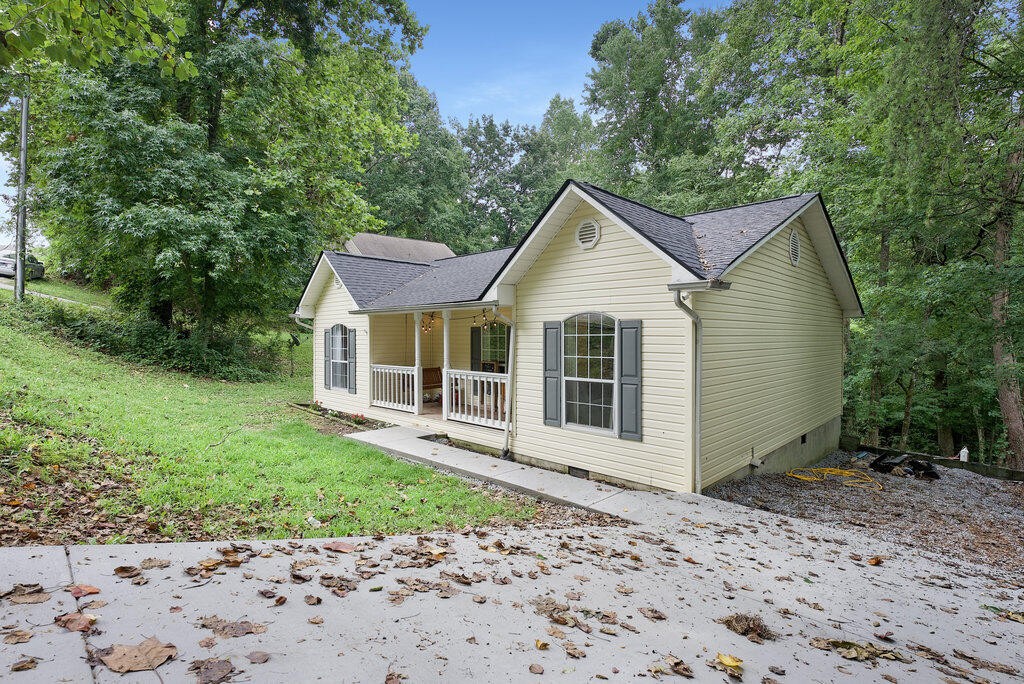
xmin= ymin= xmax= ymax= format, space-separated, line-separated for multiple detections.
xmin=325 ymin=323 xmax=349 ymax=389
xmin=563 ymin=313 xmax=615 ymax=430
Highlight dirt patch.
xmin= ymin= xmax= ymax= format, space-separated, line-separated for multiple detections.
xmin=299 ymin=403 xmax=392 ymax=434
xmin=708 ymin=451 xmax=1024 ymax=576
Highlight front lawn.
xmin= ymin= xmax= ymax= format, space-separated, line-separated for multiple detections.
xmin=0 ymin=302 xmax=533 ymax=543
xmin=1 ymin=275 xmax=113 ymax=308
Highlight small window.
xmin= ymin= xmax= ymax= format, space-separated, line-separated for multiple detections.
xmin=576 ymin=219 xmax=600 ymax=250
xmin=327 ymin=324 xmax=349 ymax=389
xmin=563 ymin=313 xmax=615 ymax=430
xmin=789 ymin=228 xmax=801 ymax=266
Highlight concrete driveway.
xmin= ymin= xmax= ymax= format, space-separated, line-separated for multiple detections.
xmin=2 ymin=491 xmax=1021 ymax=683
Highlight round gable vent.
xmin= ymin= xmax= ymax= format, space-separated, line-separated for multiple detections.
xmin=576 ymin=219 xmax=600 ymax=250
xmin=788 ymin=228 xmax=801 ymax=266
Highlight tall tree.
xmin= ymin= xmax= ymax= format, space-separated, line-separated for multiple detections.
xmin=360 ymin=74 xmax=473 ymax=250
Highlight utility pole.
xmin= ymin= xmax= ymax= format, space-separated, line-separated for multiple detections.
xmin=14 ymin=74 xmax=29 ymax=303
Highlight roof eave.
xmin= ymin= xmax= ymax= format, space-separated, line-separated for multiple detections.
xmin=349 ymin=299 xmax=500 ymax=315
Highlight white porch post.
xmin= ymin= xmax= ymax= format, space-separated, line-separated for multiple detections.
xmin=442 ymin=310 xmax=451 ymax=420
xmin=413 ymin=311 xmax=423 ymax=415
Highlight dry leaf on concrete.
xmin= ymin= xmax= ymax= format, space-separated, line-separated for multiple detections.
xmin=96 ymin=636 xmax=177 ymax=673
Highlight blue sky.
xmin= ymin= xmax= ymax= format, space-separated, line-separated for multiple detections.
xmin=405 ymin=0 xmax=726 ymax=125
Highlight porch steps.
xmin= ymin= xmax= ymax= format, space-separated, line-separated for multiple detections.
xmin=346 ymin=426 xmax=697 ymax=525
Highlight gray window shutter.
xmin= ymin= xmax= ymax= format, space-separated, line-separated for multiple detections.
xmin=470 ymin=327 xmax=482 ymax=372
xmin=543 ymin=321 xmax=562 ymax=426
xmin=347 ymin=327 xmax=357 ymax=394
xmin=618 ymin=320 xmax=642 ymax=441
xmin=323 ymin=329 xmax=331 ymax=389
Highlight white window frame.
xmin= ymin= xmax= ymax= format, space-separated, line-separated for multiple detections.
xmin=561 ymin=312 xmax=617 ymax=435
xmin=328 ymin=324 xmax=349 ymax=390
xmin=481 ymin=322 xmax=509 ymax=367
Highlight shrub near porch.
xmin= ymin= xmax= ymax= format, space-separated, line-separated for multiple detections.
xmin=0 ymin=302 xmax=533 ymax=543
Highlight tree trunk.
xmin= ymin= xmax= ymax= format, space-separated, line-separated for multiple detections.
xmin=934 ymin=365 xmax=956 ymax=457
xmin=866 ymin=227 xmax=890 ymax=447
xmin=990 ymin=111 xmax=1024 ymax=470
xmin=972 ymin=404 xmax=985 ymax=464
xmin=899 ymin=373 xmax=916 ymax=450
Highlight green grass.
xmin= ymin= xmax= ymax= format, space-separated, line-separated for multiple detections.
xmin=2 ymin=275 xmax=112 ymax=308
xmin=0 ymin=301 xmax=532 ymax=540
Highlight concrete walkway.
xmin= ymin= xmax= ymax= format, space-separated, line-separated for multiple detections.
xmin=348 ymin=425 xmax=689 ymax=525
xmin=2 ymin=427 xmax=1022 ymax=682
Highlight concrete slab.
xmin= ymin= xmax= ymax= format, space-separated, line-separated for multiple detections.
xmin=7 ymin=516 xmax=1018 ymax=683
xmin=0 ymin=546 xmax=94 ymax=682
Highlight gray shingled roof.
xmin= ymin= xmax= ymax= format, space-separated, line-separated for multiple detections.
xmin=344 ymin=232 xmax=455 ymax=262
xmin=323 ymin=252 xmax=431 ymax=308
xmin=362 ymin=248 xmax=515 ymax=309
xmin=319 ymin=183 xmax=821 ymax=312
xmin=575 ymin=181 xmax=817 ymax=279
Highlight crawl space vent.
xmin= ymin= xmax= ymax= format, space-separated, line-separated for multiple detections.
xmin=788 ymin=228 xmax=801 ymax=267
xmin=576 ymin=219 xmax=600 ymax=250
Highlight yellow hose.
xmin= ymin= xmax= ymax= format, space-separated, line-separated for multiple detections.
xmin=785 ymin=467 xmax=883 ymax=491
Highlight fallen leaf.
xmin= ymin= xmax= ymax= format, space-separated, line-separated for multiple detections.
xmin=535 ymin=639 xmax=549 ymax=650
xmin=199 ymin=616 xmax=267 ymax=638
xmin=55 ymin=612 xmax=97 ymax=632
xmin=707 ymin=653 xmax=744 ymax=679
xmin=3 ymin=583 xmax=51 ymax=604
xmin=563 ymin=641 xmax=586 ymax=658
xmin=114 ymin=566 xmax=141 ymax=579
xmin=639 ymin=607 xmax=666 ymax=621
xmin=867 ymin=556 xmax=884 ymax=566
xmin=10 ymin=657 xmax=36 ymax=672
xmin=323 ymin=541 xmax=357 ymax=553
xmin=140 ymin=558 xmax=171 ymax=570
xmin=198 ymin=636 xmax=216 ymax=649
xmin=247 ymin=651 xmax=270 ymax=664
xmin=96 ymin=636 xmax=177 ymax=673
xmin=274 ymin=595 xmax=287 ymax=606
xmin=3 ymin=629 xmax=32 ymax=644
xmin=190 ymin=658 xmax=235 ymax=684
xmin=66 ymin=584 xmax=101 ymax=599
xmin=308 ymin=615 xmax=324 ymax=625
xmin=529 ymin=664 xmax=544 ymax=674
xmin=683 ymin=557 xmax=700 ymax=565
xmin=305 ymin=595 xmax=322 ymax=605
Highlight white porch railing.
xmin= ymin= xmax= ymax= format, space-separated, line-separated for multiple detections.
xmin=371 ymin=364 xmax=417 ymax=413
xmin=444 ymin=369 xmax=509 ymax=429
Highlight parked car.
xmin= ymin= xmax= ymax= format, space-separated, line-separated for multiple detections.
xmin=0 ymin=253 xmax=45 ymax=280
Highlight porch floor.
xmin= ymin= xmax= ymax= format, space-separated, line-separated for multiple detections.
xmin=346 ymin=425 xmax=693 ymax=525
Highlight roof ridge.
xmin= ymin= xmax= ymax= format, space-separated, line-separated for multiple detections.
xmin=682 ymin=192 xmax=818 ymax=218
xmin=326 ymin=250 xmax=433 ymax=266
xmin=431 ymin=245 xmax=516 ymax=263
xmin=575 ymin=180 xmax=692 ymax=225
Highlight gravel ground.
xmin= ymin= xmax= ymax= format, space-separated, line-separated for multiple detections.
xmin=708 ymin=451 xmax=1024 ymax=576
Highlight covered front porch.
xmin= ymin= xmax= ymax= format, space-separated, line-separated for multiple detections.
xmin=366 ymin=307 xmax=514 ymax=431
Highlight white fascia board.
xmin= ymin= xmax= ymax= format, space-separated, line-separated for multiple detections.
xmin=295 ymin=255 xmax=338 ymax=318
xmin=483 ymin=183 xmax=702 ymax=301
xmin=574 ymin=186 xmax=702 ymax=283
xmin=718 ymin=195 xmax=863 ymax=318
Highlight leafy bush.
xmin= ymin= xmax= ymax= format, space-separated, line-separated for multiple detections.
xmin=1 ymin=298 xmax=281 ymax=381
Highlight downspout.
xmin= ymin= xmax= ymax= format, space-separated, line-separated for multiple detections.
xmin=492 ymin=305 xmax=516 ymax=459
xmin=289 ymin=313 xmax=313 ymax=332
xmin=673 ymin=290 xmax=703 ymax=493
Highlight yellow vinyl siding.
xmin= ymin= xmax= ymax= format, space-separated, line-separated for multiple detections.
xmin=694 ymin=218 xmax=844 ymax=487
xmin=313 ymin=280 xmax=371 ymax=414
xmin=510 ymin=201 xmax=694 ymax=492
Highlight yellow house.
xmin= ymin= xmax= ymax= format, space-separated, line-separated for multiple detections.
xmin=294 ymin=181 xmax=862 ymax=493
